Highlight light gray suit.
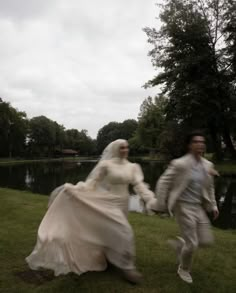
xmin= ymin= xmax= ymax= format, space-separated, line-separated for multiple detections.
xmin=156 ymin=154 xmax=218 ymax=215
xmin=155 ymin=154 xmax=218 ymax=271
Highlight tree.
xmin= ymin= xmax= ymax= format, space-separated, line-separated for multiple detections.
xmin=64 ymin=129 xmax=80 ymax=151
xmin=144 ymin=0 xmax=236 ymax=159
xmin=223 ymin=0 xmax=236 ymax=140
xmin=28 ymin=116 xmax=58 ymax=156
xmin=158 ymin=120 xmax=187 ymax=158
xmin=77 ymin=129 xmax=96 ymax=155
xmin=133 ymin=96 xmax=166 ymax=155
xmin=0 ymin=99 xmax=28 ymax=157
xmin=96 ymin=120 xmax=138 ymax=154
xmin=53 ymin=121 xmax=66 ymax=152
xmin=120 ymin=119 xmax=138 ymax=140
xmin=64 ymin=129 xmax=96 ymax=155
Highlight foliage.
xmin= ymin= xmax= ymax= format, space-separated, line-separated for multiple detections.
xmin=96 ymin=119 xmax=138 ymax=153
xmin=0 ymin=98 xmax=96 ymax=158
xmin=64 ymin=129 xmax=96 ymax=155
xmin=0 ymin=99 xmax=28 ymax=157
xmin=130 ymin=96 xmax=167 ymax=155
xmin=144 ymin=0 xmax=236 ymax=159
xmin=158 ymin=121 xmax=186 ymax=158
xmin=27 ymin=116 xmax=63 ymax=157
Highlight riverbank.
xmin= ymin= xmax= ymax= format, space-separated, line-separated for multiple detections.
xmin=0 ymin=156 xmax=94 ymax=165
xmin=0 ymin=187 xmax=236 ymax=292
xmin=1 ymin=155 xmax=236 ymax=177
xmin=133 ymin=156 xmax=236 ymax=176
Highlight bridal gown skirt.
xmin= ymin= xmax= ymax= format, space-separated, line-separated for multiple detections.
xmin=26 ymin=185 xmax=135 ymax=276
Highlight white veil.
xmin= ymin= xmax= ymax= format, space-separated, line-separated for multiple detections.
xmin=99 ymin=139 xmax=128 ymax=161
xmin=84 ymin=139 xmax=128 ymax=189
xmin=49 ymin=139 xmax=128 ymax=207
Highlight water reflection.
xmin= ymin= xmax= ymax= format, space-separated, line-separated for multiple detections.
xmin=0 ymin=161 xmax=94 ymax=195
xmin=0 ymin=161 xmax=235 ymax=229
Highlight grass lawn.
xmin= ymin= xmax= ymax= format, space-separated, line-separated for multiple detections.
xmin=215 ymin=162 xmax=236 ymax=175
xmin=0 ymin=188 xmax=236 ymax=293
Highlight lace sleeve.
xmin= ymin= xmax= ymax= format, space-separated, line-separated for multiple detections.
xmin=132 ymin=164 xmax=157 ymax=211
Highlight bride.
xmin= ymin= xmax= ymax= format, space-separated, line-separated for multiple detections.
xmin=26 ymin=139 xmax=157 ymax=283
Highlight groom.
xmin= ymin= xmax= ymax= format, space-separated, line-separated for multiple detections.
xmin=155 ymin=130 xmax=219 ymax=283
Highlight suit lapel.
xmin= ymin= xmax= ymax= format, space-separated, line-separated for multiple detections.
xmin=201 ymin=159 xmax=211 ymax=188
xmin=175 ymin=154 xmax=193 ymax=195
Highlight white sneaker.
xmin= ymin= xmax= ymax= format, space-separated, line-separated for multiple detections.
xmin=177 ymin=266 xmax=193 ymax=284
xmin=167 ymin=237 xmax=185 ymax=264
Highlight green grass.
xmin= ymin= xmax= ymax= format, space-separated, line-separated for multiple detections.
xmin=215 ymin=162 xmax=236 ymax=175
xmin=0 ymin=188 xmax=236 ymax=293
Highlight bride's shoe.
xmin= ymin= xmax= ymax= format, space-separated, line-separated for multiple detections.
xmin=122 ymin=269 xmax=143 ymax=284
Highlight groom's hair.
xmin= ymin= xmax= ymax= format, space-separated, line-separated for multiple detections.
xmin=185 ymin=130 xmax=206 ymax=146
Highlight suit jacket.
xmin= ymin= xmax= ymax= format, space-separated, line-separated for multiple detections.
xmin=155 ymin=154 xmax=218 ymax=215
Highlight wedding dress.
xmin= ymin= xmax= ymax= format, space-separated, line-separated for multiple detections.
xmin=26 ymin=140 xmax=157 ymax=277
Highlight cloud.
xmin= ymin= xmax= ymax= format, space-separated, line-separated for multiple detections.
xmin=0 ymin=0 xmax=159 ymax=137
xmin=0 ymin=0 xmax=55 ymax=20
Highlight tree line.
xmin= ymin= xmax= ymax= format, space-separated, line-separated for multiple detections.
xmin=0 ymin=98 xmax=139 ymax=158
xmin=0 ymin=96 xmax=169 ymax=158
xmin=0 ymin=92 xmax=231 ymax=160
xmin=1 ymin=0 xmax=236 ymax=160
xmin=0 ymin=98 xmax=96 ymax=157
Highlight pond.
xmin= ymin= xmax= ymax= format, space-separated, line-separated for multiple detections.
xmin=0 ymin=159 xmax=235 ymax=229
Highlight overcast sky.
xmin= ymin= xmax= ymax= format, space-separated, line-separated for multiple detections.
xmin=0 ymin=0 xmax=160 ymax=138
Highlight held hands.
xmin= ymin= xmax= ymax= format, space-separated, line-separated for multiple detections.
xmin=145 ymin=198 xmax=169 ymax=216
xmin=145 ymin=198 xmax=158 ymax=215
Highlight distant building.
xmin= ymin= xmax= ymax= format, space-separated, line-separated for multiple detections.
xmin=54 ymin=149 xmax=79 ymax=157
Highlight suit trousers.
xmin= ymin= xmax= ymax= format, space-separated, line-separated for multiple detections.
xmin=174 ymin=201 xmax=214 ymax=271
